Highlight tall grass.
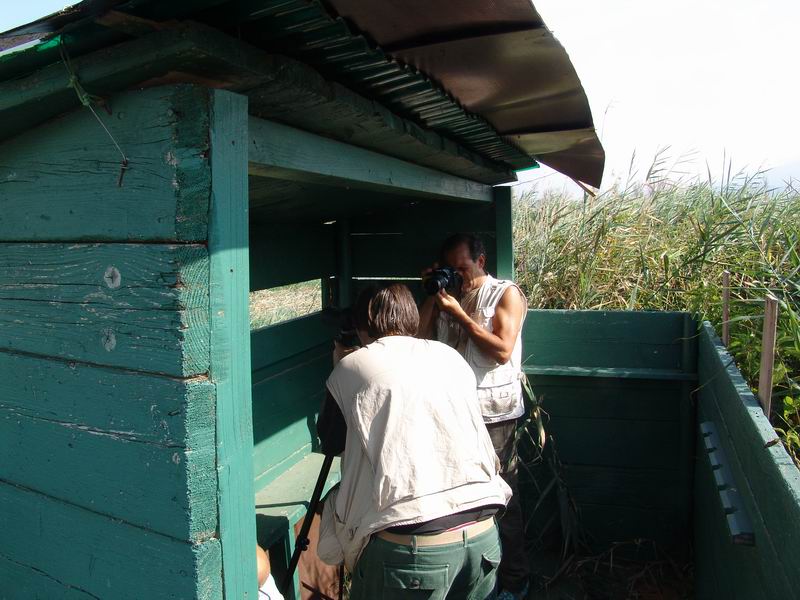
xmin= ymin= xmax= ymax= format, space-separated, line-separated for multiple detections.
xmin=513 ymin=159 xmax=800 ymax=465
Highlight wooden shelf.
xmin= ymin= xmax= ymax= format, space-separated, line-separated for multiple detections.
xmin=254 ymin=452 xmax=341 ymax=548
xmin=523 ymin=365 xmax=697 ymax=381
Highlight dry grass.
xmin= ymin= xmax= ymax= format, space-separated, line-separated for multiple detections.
xmin=249 ymin=280 xmax=322 ymax=330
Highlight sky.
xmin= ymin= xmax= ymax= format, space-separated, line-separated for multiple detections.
xmin=4 ymin=1 xmax=799 ymax=192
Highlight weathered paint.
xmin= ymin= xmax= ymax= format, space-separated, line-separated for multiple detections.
xmin=694 ymin=322 xmax=800 ymax=598
xmin=522 ymin=309 xmax=694 ymax=554
xmin=0 ymin=480 xmax=222 ymax=600
xmin=0 ymin=243 xmax=210 ymax=376
xmin=0 ymin=85 xmax=221 ymax=598
xmin=248 ymin=117 xmax=493 ymax=203
xmin=207 ymin=89 xmax=258 ymax=600
xmin=0 ymin=86 xmax=210 ymax=241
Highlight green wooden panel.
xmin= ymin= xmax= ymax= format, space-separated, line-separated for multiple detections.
xmin=546 ymin=415 xmax=682 ymax=470
xmin=0 ymin=352 xmax=213 ymax=447
xmin=525 ymin=365 xmax=695 ymax=381
xmin=249 ymin=222 xmax=336 ymax=291
xmin=208 ymin=89 xmax=258 ymax=600
xmin=0 ymin=410 xmax=215 ymax=541
xmin=562 ymin=465 xmax=688 ymax=512
xmin=0 ymin=481 xmax=222 ymax=599
xmin=0 ymin=24 xmax=511 ymax=185
xmin=493 ymin=186 xmax=514 ymax=279
xmin=523 ymin=310 xmax=691 ymax=371
xmin=695 ymin=323 xmax=800 ymax=596
xmin=252 ymin=346 xmax=330 ymax=487
xmin=255 ymin=453 xmax=341 ymax=548
xmin=528 ymin=376 xmax=682 ymax=422
xmin=350 ymin=231 xmax=498 ymax=278
xmin=576 ymin=504 xmax=687 ymax=553
xmin=250 ymin=312 xmax=337 ymax=372
xmin=0 ymin=86 xmax=210 ymax=241
xmin=248 ymin=117 xmax=493 ymax=203
xmin=350 ymin=201 xmax=496 ymax=236
xmin=0 ymin=555 xmax=101 ymax=600
xmin=0 ymin=243 xmax=209 ymax=377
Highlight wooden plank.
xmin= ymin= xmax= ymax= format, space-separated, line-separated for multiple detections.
xmin=248 ymin=117 xmax=493 ymax=203
xmin=0 ymin=409 xmax=216 ymax=542
xmin=523 ymin=310 xmax=688 ymax=371
xmin=576 ymin=504 xmax=688 ymax=554
xmin=249 ymin=222 xmax=336 ymax=291
xmin=0 ymin=554 xmax=99 ymax=600
xmin=350 ymin=202 xmax=496 ymax=236
xmin=525 ymin=365 xmax=696 ymax=381
xmin=0 ymin=24 xmax=512 ymax=185
xmin=255 ymin=453 xmax=341 ymax=548
xmin=546 ymin=416 xmax=682 ymax=470
xmin=697 ymin=323 xmax=800 ymax=592
xmin=208 ymin=89 xmax=258 ymax=600
xmin=528 ymin=377 xmax=682 ymax=422
xmin=493 ymin=186 xmax=514 ymax=279
xmin=0 ymin=86 xmax=210 ymax=241
xmin=0 ymin=481 xmax=222 ymax=599
xmin=252 ymin=346 xmax=330 ymax=487
xmin=350 ymin=231 xmax=498 ymax=278
xmin=562 ymin=465 xmax=688 ymax=512
xmin=758 ymin=295 xmax=779 ymax=417
xmin=0 ymin=243 xmax=209 ymax=376
xmin=696 ymin=388 xmax=790 ymax=597
xmin=250 ymin=312 xmax=337 ymax=372
xmin=0 ymin=352 xmax=213 ymax=447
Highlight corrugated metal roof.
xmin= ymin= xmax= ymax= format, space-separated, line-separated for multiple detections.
xmin=0 ymin=0 xmax=604 ymax=186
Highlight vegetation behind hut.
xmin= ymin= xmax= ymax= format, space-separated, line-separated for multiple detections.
xmin=514 ymin=154 xmax=800 ymax=468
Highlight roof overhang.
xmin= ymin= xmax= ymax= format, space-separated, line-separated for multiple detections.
xmin=0 ymin=0 xmax=604 ymax=187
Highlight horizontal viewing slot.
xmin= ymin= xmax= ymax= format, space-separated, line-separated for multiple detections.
xmin=524 ymin=365 xmax=697 ymax=381
xmin=249 ymin=280 xmax=321 ymax=330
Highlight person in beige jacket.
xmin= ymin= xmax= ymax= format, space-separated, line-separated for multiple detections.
xmin=317 ymin=283 xmax=510 ymax=599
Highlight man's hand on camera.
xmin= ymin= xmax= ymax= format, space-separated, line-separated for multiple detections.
xmin=333 ymin=341 xmax=357 ymax=367
xmin=435 ymin=289 xmax=466 ymax=320
xmin=420 ymin=262 xmax=439 ymax=281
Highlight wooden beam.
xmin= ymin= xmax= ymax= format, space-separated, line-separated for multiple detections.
xmin=208 ymin=90 xmax=258 ymax=599
xmin=758 ymin=295 xmax=779 ymax=419
xmin=0 ymin=23 xmax=513 ymax=184
xmin=248 ymin=117 xmax=493 ymax=203
xmin=493 ymin=186 xmax=514 ymax=279
xmin=722 ymin=270 xmax=731 ymax=346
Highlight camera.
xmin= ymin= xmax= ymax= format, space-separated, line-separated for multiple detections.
xmin=321 ymin=307 xmax=362 ymax=349
xmin=423 ymin=267 xmax=463 ymax=295
xmin=335 ymin=308 xmax=361 ymax=349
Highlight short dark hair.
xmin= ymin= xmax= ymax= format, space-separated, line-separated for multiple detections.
xmin=441 ymin=233 xmax=487 ymax=262
xmin=354 ymin=284 xmax=420 ymax=339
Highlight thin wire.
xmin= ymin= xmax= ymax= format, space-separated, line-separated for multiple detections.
xmin=58 ymin=37 xmax=129 ymax=182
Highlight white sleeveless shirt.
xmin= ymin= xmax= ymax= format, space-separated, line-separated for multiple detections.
xmin=318 ymin=336 xmax=511 ymax=569
xmin=437 ymin=275 xmax=527 ymax=423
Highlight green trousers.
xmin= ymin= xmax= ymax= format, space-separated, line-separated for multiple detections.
xmin=349 ymin=521 xmax=501 ymax=599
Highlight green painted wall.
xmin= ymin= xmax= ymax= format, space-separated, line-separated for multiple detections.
xmin=694 ymin=323 xmax=800 ymax=598
xmin=522 ymin=310 xmax=696 ymax=555
xmin=0 ymin=85 xmax=249 ymax=598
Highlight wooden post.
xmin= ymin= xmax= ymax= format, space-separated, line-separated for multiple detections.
xmin=722 ymin=270 xmax=731 ymax=347
xmin=758 ymin=295 xmax=779 ymax=419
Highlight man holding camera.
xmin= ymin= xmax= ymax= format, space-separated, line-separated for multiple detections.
xmin=419 ymin=234 xmax=530 ymax=600
xmin=316 ymin=284 xmax=511 ymax=599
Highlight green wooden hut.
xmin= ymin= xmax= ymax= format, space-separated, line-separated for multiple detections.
xmin=1 ymin=2 xmax=798 ymax=599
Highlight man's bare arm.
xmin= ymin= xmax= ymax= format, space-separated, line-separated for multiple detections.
xmin=443 ymin=286 xmax=525 ymax=364
xmin=417 ymin=295 xmax=438 ymax=339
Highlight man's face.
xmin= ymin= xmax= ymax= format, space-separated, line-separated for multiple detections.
xmin=444 ymin=243 xmax=485 ymax=285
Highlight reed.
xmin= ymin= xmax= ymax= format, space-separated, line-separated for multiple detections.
xmin=514 ymin=158 xmax=800 ymax=465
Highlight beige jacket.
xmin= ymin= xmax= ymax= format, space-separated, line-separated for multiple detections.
xmin=317 ymin=336 xmax=511 ymax=570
